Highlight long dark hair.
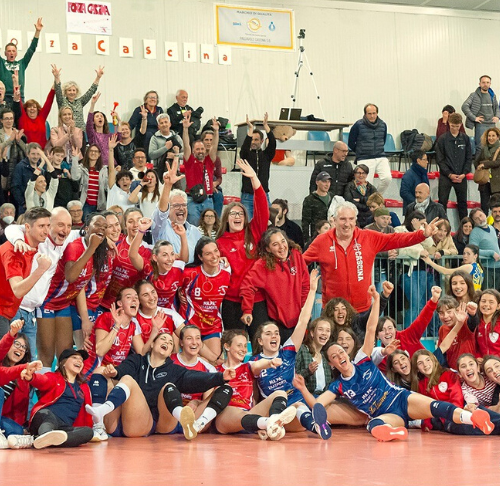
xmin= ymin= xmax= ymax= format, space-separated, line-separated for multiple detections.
xmin=94 ymin=111 xmax=110 ymax=134
xmin=190 ymin=237 xmax=218 ymax=267
xmin=455 ymin=217 xmax=473 ymax=243
xmin=258 ymin=228 xmax=300 ymax=271
xmin=140 ymin=169 xmax=161 ymax=203
xmin=85 ymin=212 xmax=109 ymax=279
xmin=216 ymin=202 xmax=257 ymax=259
xmin=198 ymin=208 xmax=220 ymax=236
xmin=2 ymin=333 xmax=32 ymax=366
xmin=447 ymin=270 xmax=476 ymax=302
xmin=82 ymin=144 xmax=103 ymax=171
xmin=403 ymin=210 xmax=426 ymax=232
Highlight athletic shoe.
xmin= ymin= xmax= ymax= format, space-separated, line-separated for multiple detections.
xmin=266 ymin=406 xmax=296 ymax=440
xmin=312 ymin=403 xmax=332 ymax=440
xmin=33 ymin=430 xmax=68 ymax=449
xmin=269 ymin=426 xmax=286 ymax=441
xmin=471 ymin=409 xmax=494 ymax=435
xmin=0 ymin=430 xmax=7 ymax=449
xmin=371 ymin=424 xmax=408 ymax=442
xmin=180 ymin=406 xmax=197 ymax=440
xmin=91 ymin=424 xmax=108 ymax=442
xmin=408 ymin=420 xmax=422 ymax=429
xmin=7 ymin=435 xmax=34 ymax=449
xmin=257 ymin=430 xmax=269 ymax=440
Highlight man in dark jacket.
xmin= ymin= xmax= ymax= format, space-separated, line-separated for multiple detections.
xmin=272 ymin=198 xmax=304 ymax=248
xmin=167 ymin=89 xmax=202 ymax=145
xmin=462 ymin=75 xmax=500 ymax=153
xmin=302 ymin=171 xmax=332 ymax=242
xmin=309 ymin=141 xmax=353 ymax=195
xmin=400 ymin=150 xmax=429 ymax=214
xmin=436 ymin=113 xmax=472 ymax=221
xmin=406 ymin=183 xmax=448 ymax=223
xmin=239 ymin=113 xmax=275 ymax=219
xmin=348 ymin=103 xmax=392 ymax=194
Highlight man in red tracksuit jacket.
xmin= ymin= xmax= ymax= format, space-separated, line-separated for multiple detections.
xmin=303 ymin=201 xmax=440 ymax=312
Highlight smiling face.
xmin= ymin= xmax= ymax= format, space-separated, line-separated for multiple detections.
xmin=63 ymin=354 xmax=84 ymax=377
xmin=60 ymin=108 xmax=74 ymax=127
xmin=117 ymin=288 xmax=139 ymax=317
xmin=180 ymin=327 xmax=202 ymax=359
xmin=152 ymin=333 xmax=174 ymax=358
xmin=1 ymin=111 xmax=14 ymax=130
xmin=354 ymin=168 xmax=367 ymax=184
xmin=332 ymin=303 xmax=347 ymax=326
xmin=437 ymin=305 xmax=457 ymax=327
xmin=176 ymin=90 xmax=188 ymax=108
xmin=225 ymin=334 xmax=248 ymax=363
xmin=484 ymin=359 xmax=500 ymax=385
xmin=86 ymin=215 xmax=108 ymax=242
xmin=435 ymin=224 xmax=448 ymax=242
xmin=120 ymin=124 xmax=131 ymax=139
xmin=250 ymin=133 xmax=263 ymax=151
xmin=169 ymin=196 xmax=187 ymax=225
xmin=125 ymin=210 xmax=142 ymax=239
xmin=26 ymin=217 xmax=50 ymax=246
xmin=462 ymin=222 xmax=472 ymax=236
xmin=258 ymin=323 xmax=281 ymax=355
xmin=336 ymin=330 xmax=355 ymax=355
xmin=227 ymin=205 xmax=246 ymax=233
xmin=458 ymin=356 xmax=480 ymax=385
xmin=105 ymin=214 xmax=122 ymax=243
xmin=87 ymin=146 xmax=101 ymax=164
xmin=49 ymin=210 xmax=72 ymax=246
xmin=391 ymin=353 xmax=411 ymax=378
xmin=34 ymin=174 xmax=47 ymax=194
xmin=266 ymin=232 xmax=288 ymax=262
xmin=7 ymin=337 xmax=27 ymax=364
xmin=153 ymin=243 xmax=175 ymax=273
xmin=200 ymin=242 xmax=220 ymax=270
xmin=158 ymin=117 xmax=171 ymax=134
xmin=64 ymin=85 xmax=78 ymax=102
xmin=487 ymin=130 xmax=499 ymax=146
xmin=377 ymin=319 xmax=397 ymax=347
xmin=479 ymin=293 xmax=500 ymax=321
xmin=193 ymin=141 xmax=206 ymax=162
xmin=334 ymin=207 xmax=357 ymax=240
xmin=326 ymin=343 xmax=352 ymax=375
xmin=450 ymin=276 xmax=468 ymax=301
xmin=311 ymin=320 xmax=332 ymax=349
xmin=138 ymin=283 xmax=158 ymax=313
xmin=472 ymin=210 xmax=487 ymax=228
xmin=25 ymin=103 xmax=39 ymax=120
xmin=416 ymin=354 xmax=434 ymax=377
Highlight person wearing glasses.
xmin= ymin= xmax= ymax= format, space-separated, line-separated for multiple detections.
xmin=308 ymin=141 xmax=353 ymax=196
xmin=152 ymin=157 xmax=202 ymax=263
xmin=67 ymin=200 xmax=84 ymax=229
xmin=343 ymin=164 xmax=377 ymax=228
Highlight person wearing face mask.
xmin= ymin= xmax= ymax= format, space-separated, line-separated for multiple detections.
xmin=152 ymin=157 xmax=202 ymax=263
xmin=52 ymin=64 xmax=104 ymax=131
xmin=0 ymin=18 xmax=43 ymax=103
xmin=0 ymin=203 xmax=15 ymax=244
xmin=470 ymin=208 xmax=500 ymax=289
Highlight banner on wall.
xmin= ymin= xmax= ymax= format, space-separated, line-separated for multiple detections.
xmin=215 ymin=4 xmax=294 ymax=50
xmin=66 ymin=0 xmax=112 ymax=35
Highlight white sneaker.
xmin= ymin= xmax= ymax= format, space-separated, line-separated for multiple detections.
xmin=266 ymin=406 xmax=296 ymax=440
xmin=33 ymin=430 xmax=68 ymax=449
xmin=8 ymin=434 xmax=34 ymax=449
xmin=91 ymin=424 xmax=108 ymax=442
xmin=269 ymin=426 xmax=286 ymax=441
xmin=257 ymin=430 xmax=269 ymax=440
xmin=0 ymin=430 xmax=8 ymax=449
xmin=180 ymin=406 xmax=197 ymax=441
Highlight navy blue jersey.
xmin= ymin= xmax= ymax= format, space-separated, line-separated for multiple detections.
xmin=47 ymin=381 xmax=85 ymax=425
xmin=329 ymin=351 xmax=411 ymax=418
xmin=251 ymin=338 xmax=303 ymax=405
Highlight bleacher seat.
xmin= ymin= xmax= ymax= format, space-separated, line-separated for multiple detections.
xmin=223 ymin=195 xmax=241 ymax=205
xmin=385 ymin=199 xmax=403 ymax=208
xmin=306 ymin=131 xmax=331 ymax=166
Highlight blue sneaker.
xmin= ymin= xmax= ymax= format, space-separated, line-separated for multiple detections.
xmin=312 ymin=403 xmax=332 ymax=440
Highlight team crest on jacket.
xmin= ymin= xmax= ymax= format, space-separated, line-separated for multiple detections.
xmin=438 ymin=382 xmax=448 ymax=393
xmin=290 ymin=266 xmax=297 ymax=275
xmin=490 ymin=332 xmax=499 ymax=343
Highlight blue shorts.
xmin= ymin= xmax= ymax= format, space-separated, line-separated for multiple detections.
xmin=373 ymin=389 xmax=413 ymax=426
xmin=36 ymin=304 xmax=72 ymax=319
xmin=202 ymin=332 xmax=222 ymax=341
xmin=109 ymin=417 xmax=157 ymax=437
xmin=156 ymin=422 xmax=183 ymax=435
xmin=71 ymin=307 xmax=103 ymax=332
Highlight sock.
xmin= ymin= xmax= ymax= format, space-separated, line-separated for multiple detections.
xmin=299 ymin=410 xmax=315 ymax=432
xmin=195 ymin=385 xmax=233 ymax=432
xmin=240 ymin=414 xmax=262 ymax=433
xmin=195 ymin=408 xmax=217 ymax=432
xmin=90 ymin=374 xmax=108 ymax=405
xmin=430 ymin=400 xmax=456 ymax=422
xmin=162 ymin=383 xmax=183 ymax=419
xmin=460 ymin=411 xmax=473 ymax=425
xmin=295 ymin=405 xmax=308 ymax=421
xmin=86 ymin=384 xmax=130 ymax=425
xmin=40 ymin=367 xmax=51 ymax=375
xmin=268 ymin=395 xmax=287 ymax=416
xmin=367 ymin=418 xmax=386 ymax=433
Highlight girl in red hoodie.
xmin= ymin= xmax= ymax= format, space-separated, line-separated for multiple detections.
xmin=216 ymin=159 xmax=269 ymax=341
xmin=476 ymin=289 xmax=500 ymax=356
xmin=240 ymin=228 xmax=309 ymax=342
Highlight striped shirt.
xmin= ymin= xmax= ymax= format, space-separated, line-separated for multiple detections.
xmin=461 ymin=377 xmax=497 ymax=407
xmin=87 ymin=168 xmax=100 ymax=206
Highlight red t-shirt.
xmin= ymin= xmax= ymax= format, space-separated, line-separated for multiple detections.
xmin=216 ymin=362 xmax=253 ymax=410
xmin=133 ymin=307 xmax=184 ymax=342
xmin=85 ymin=253 xmax=115 ymax=311
xmin=0 ymin=240 xmax=37 ymax=319
xmin=83 ymin=312 xmax=141 ymax=375
xmin=184 ymin=154 xmax=214 ymax=195
xmin=438 ymin=321 xmax=479 ymax=370
xmin=171 ymin=353 xmax=216 ymax=403
xmin=180 ymin=264 xmax=231 ymax=335
xmin=44 ymin=237 xmax=93 ymax=311
xmin=101 ymin=236 xmax=152 ymax=310
xmin=149 ymin=260 xmax=184 ymax=309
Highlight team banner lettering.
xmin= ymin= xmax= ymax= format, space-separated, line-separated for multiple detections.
xmin=66 ymin=0 xmax=112 ymax=35
xmin=215 ymin=4 xmax=294 ymax=50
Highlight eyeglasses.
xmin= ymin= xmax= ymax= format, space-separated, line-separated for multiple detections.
xmin=69 ymin=209 xmax=83 ymax=214
xmin=134 ymin=155 xmax=146 ymax=159
xmin=2 ymin=116 xmax=14 ymax=121
xmin=171 ymin=203 xmax=187 ymax=210
xmin=113 ymin=211 xmax=123 ymax=216
xmin=88 ymin=149 xmax=100 ymax=154
xmin=13 ymin=340 xmax=27 ymax=351
xmin=354 ymin=171 xmax=366 ymax=175
xmin=204 ymin=214 xmax=216 ymax=219
xmin=228 ymin=211 xmax=244 ymax=217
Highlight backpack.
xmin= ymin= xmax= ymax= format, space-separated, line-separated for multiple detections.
xmin=400 ymin=129 xmax=432 ymax=153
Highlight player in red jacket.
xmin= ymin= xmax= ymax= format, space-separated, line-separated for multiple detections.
xmin=240 ymin=228 xmax=310 ymax=343
xmin=216 ymin=159 xmax=270 ymax=340
xmin=303 ymin=201 xmax=439 ymax=311
xmin=476 ymin=289 xmax=500 ymax=357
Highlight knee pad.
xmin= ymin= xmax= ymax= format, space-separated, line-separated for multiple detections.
xmin=430 ymin=400 xmax=456 ymax=422
xmin=162 ymin=383 xmax=182 ymax=414
xmin=208 ymin=384 xmax=233 ymax=415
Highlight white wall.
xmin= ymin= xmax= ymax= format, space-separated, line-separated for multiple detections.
xmin=2 ymin=0 xmax=500 ymax=147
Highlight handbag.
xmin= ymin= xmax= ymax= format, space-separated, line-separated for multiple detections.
xmin=189 ymin=183 xmax=207 ymax=203
xmin=474 ymin=147 xmax=500 ymax=185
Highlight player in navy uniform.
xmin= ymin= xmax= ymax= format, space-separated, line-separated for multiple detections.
xmin=294 ymin=286 xmax=495 ymax=441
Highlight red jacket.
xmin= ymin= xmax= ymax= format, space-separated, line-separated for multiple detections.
xmin=419 ymin=370 xmax=464 ymax=407
xmin=217 ymin=185 xmax=269 ymax=302
xmin=19 ymin=88 xmax=55 ymax=149
xmin=476 ymin=318 xmax=500 ymax=357
xmin=438 ymin=320 xmax=479 ymax=370
xmin=378 ymin=299 xmax=436 ymax=373
xmin=0 ymin=332 xmax=30 ymax=425
xmin=29 ymin=372 xmax=93 ymax=427
xmin=303 ymin=227 xmax=426 ymax=311
xmin=240 ymin=248 xmax=310 ymax=329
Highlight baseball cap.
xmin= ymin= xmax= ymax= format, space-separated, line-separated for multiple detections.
xmin=58 ymin=348 xmax=89 ymax=363
xmin=374 ymin=207 xmax=390 ymax=217
xmin=316 ymin=171 xmax=332 ymax=182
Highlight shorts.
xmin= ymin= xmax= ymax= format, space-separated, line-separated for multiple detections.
xmin=71 ymin=307 xmax=103 ymax=332
xmin=36 ymin=304 xmax=72 ymax=319
xmin=155 ymin=422 xmax=183 ymax=435
xmin=374 ymin=389 xmax=413 ymax=426
xmin=109 ymin=417 xmax=157 ymax=437
xmin=201 ymin=332 xmax=222 ymax=341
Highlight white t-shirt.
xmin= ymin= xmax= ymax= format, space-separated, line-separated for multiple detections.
xmin=106 ymin=184 xmax=136 ymax=211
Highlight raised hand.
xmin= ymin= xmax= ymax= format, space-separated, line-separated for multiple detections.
xmin=172 ymin=222 xmax=186 ymax=237
xmin=35 ymin=18 xmax=43 ymax=32
xmin=382 ymin=280 xmax=394 ymax=297
xmin=384 ymin=339 xmax=401 ymax=356
xmin=212 ymin=117 xmax=220 ymax=131
xmin=466 ymin=301 xmax=478 ymax=316
xmin=110 ymin=303 xmax=129 ymax=328
xmin=422 ymin=217 xmax=441 ymax=238
xmin=95 ymin=66 xmax=105 ymax=79
xmin=15 ymin=128 xmax=25 ymax=142
xmin=51 ymin=64 xmax=61 ymax=80
xmin=152 ymin=311 xmax=168 ymax=332
xmin=91 ymin=92 xmax=101 ymax=105
xmin=36 ymin=254 xmax=52 ymax=273
xmin=108 ymin=133 xmax=119 ymax=150
xmin=10 ymin=319 xmax=24 ymax=336
xmin=309 ymin=268 xmax=320 ymax=292
xmin=139 ymin=104 xmax=148 ymax=118
xmin=454 ymin=302 xmax=468 ymax=323
xmin=163 ymin=159 xmax=185 ymax=186
xmin=182 ymin=114 xmax=193 ymax=128
xmin=263 ymin=112 xmax=270 ymax=132
xmin=245 ymin=114 xmax=254 ymax=134
xmin=367 ymin=284 xmax=379 ymax=299
xmin=138 ymin=217 xmax=153 ymax=233
xmin=431 ymin=285 xmax=442 ymax=302
xmin=236 ymin=159 xmax=257 ymax=179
